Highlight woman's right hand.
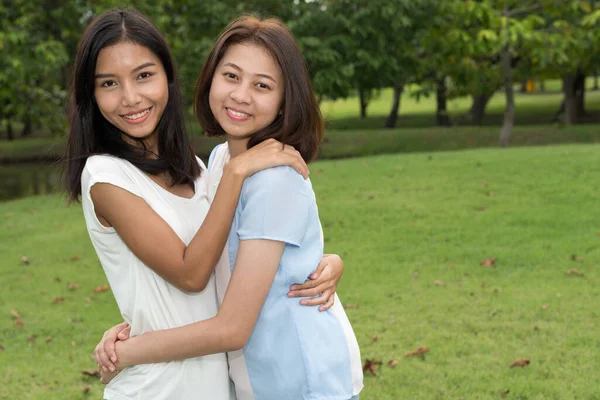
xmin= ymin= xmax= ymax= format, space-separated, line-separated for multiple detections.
xmin=228 ymin=139 xmax=309 ymax=179
xmin=94 ymin=321 xmax=131 ymax=373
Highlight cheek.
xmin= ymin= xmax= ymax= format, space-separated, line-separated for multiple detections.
xmin=94 ymin=91 xmax=116 ymax=117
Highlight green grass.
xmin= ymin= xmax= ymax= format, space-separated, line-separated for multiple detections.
xmin=2 ymin=144 xmax=600 ymax=399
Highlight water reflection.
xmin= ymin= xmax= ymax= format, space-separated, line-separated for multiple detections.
xmin=0 ymin=163 xmax=62 ymax=202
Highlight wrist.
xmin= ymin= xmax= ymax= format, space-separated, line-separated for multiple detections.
xmin=223 ymin=161 xmax=247 ymax=180
xmin=114 ymin=340 xmax=132 ymax=369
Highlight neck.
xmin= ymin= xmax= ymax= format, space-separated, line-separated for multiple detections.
xmin=226 ymin=136 xmax=250 ymax=158
xmin=122 ymin=133 xmax=159 ymax=157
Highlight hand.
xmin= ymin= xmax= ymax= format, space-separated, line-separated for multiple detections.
xmin=94 ymin=321 xmax=131 ymax=372
xmin=287 ymin=254 xmax=344 ymax=311
xmin=228 ymin=138 xmax=309 ymax=179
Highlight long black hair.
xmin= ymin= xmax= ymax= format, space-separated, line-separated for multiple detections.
xmin=64 ymin=8 xmax=199 ymax=202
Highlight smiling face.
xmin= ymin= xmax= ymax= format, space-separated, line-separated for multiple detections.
xmin=208 ymin=42 xmax=284 ymax=142
xmin=94 ymin=42 xmax=169 ymax=148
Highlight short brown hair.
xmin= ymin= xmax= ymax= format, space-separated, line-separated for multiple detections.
xmin=194 ymin=15 xmax=323 ymax=162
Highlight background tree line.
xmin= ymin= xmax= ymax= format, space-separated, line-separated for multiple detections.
xmin=1 ymin=0 xmax=600 ymax=145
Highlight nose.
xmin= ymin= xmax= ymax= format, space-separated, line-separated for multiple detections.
xmin=230 ymin=83 xmax=251 ymax=104
xmin=121 ymin=81 xmax=142 ymax=108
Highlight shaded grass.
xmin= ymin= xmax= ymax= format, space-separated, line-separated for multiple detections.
xmin=1 ymin=144 xmax=600 ymax=398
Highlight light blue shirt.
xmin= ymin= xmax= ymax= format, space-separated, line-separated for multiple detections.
xmin=209 ymin=145 xmax=363 ymax=400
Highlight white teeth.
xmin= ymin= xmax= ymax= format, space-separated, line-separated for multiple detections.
xmin=124 ymin=108 xmax=150 ymax=120
xmin=227 ymin=108 xmax=250 ymax=117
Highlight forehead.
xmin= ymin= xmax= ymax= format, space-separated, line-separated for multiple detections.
xmin=219 ymin=42 xmax=281 ymax=77
xmin=96 ymin=42 xmax=161 ymax=72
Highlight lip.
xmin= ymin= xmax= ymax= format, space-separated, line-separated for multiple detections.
xmin=225 ymin=107 xmax=252 ymax=121
xmin=121 ymin=107 xmax=152 ymax=124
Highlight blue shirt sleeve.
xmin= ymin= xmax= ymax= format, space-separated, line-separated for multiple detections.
xmin=208 ymin=144 xmax=222 ymax=172
xmin=237 ymin=166 xmax=310 ymax=247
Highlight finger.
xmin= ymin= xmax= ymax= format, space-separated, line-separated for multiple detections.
xmin=293 ymin=283 xmax=328 ymax=299
xmin=319 ymin=292 xmax=335 ymax=311
xmin=299 ymin=291 xmax=331 ymax=307
xmin=290 ymin=277 xmax=320 ymax=291
xmin=308 ymin=260 xmax=327 ymax=281
xmin=117 ymin=326 xmax=131 ymax=341
xmin=98 ymin=340 xmax=116 ymax=372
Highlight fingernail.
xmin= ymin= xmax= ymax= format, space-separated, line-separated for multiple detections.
xmin=300 ymin=300 xmax=307 ymax=305
xmin=311 ymin=274 xmax=317 ymax=279
xmin=109 ymin=366 xmax=115 ymax=372
xmin=111 ymin=356 xmax=117 ymax=362
xmin=287 ymin=292 xmax=293 ymax=297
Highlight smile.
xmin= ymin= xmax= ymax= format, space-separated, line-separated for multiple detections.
xmin=226 ymin=108 xmax=252 ymax=118
xmin=121 ymin=107 xmax=152 ymax=121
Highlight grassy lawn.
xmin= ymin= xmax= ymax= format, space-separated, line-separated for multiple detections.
xmin=2 ymin=144 xmax=600 ymax=399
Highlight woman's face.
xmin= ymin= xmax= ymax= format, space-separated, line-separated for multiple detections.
xmin=209 ymin=42 xmax=284 ymax=140
xmin=94 ymin=42 xmax=169 ymax=142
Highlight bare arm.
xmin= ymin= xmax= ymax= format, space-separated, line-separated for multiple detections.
xmin=91 ymin=139 xmax=307 ymax=292
xmin=113 ymin=239 xmax=284 ymax=367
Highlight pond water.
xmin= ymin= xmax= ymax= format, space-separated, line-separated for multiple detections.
xmin=0 ymin=163 xmax=62 ymax=202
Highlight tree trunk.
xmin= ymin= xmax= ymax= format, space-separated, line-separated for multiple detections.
xmin=563 ymin=73 xmax=577 ymax=125
xmin=594 ymin=71 xmax=599 ymax=90
xmin=499 ymin=45 xmax=515 ymax=147
xmin=436 ymin=78 xmax=451 ymax=126
xmin=574 ymin=69 xmax=585 ymax=117
xmin=358 ymin=88 xmax=369 ymax=119
xmin=7 ymin=121 xmax=14 ymax=141
xmin=469 ymin=92 xmax=493 ymax=125
xmin=21 ymin=113 xmax=33 ymax=137
xmin=520 ymin=79 xmax=528 ymax=93
xmin=540 ymin=80 xmax=545 ymax=92
xmin=385 ymin=85 xmax=404 ymax=128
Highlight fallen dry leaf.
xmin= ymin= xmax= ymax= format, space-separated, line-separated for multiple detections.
xmin=54 ymin=276 xmax=61 ymax=283
xmin=67 ymin=282 xmax=80 ymax=291
xmin=0 ymin=345 xmax=4 ymax=351
xmin=10 ymin=309 xmax=21 ymax=319
xmin=404 ymin=347 xmax=429 ymax=358
xmin=509 ymin=359 xmax=530 ymax=368
xmin=94 ymin=285 xmax=110 ymax=293
xmin=16 ymin=319 xmax=24 ymax=327
xmin=345 ymin=304 xmax=358 ymax=309
xmin=21 ymin=256 xmax=30 ymax=265
xmin=45 ymin=336 xmax=53 ymax=343
xmin=571 ymin=254 xmax=584 ymax=263
xmin=500 ymin=389 xmax=510 ymax=396
xmin=434 ymin=280 xmax=446 ymax=287
xmin=448 ymin=263 xmax=456 ymax=270
xmin=82 ymin=369 xmax=101 ymax=377
xmin=27 ymin=335 xmax=37 ymax=342
xmin=82 ymin=385 xmax=90 ymax=394
xmin=412 ymin=272 xmax=419 ymax=280
xmin=567 ymin=269 xmax=584 ymax=277
xmin=387 ymin=359 xmax=398 ymax=367
xmin=52 ymin=297 xmax=65 ymax=304
xmin=480 ymin=257 xmax=496 ymax=268
xmin=371 ymin=335 xmax=378 ymax=343
xmin=475 ymin=206 xmax=487 ymax=212
xmin=71 ymin=255 xmax=80 ymax=262
xmin=362 ymin=359 xmax=382 ymax=375
xmin=488 ymin=191 xmax=495 ymax=197
xmin=534 ymin=326 xmax=540 ymax=331
xmin=542 ymin=305 xmax=549 ymax=311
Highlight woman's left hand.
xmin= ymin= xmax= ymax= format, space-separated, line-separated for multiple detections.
xmin=287 ymin=254 xmax=344 ymax=311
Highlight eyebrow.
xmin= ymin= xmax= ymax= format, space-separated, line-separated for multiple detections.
xmin=223 ymin=62 xmax=276 ymax=83
xmin=95 ymin=62 xmax=156 ymax=79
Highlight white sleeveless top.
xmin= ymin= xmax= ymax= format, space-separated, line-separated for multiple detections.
xmin=81 ymin=154 xmax=233 ymax=400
